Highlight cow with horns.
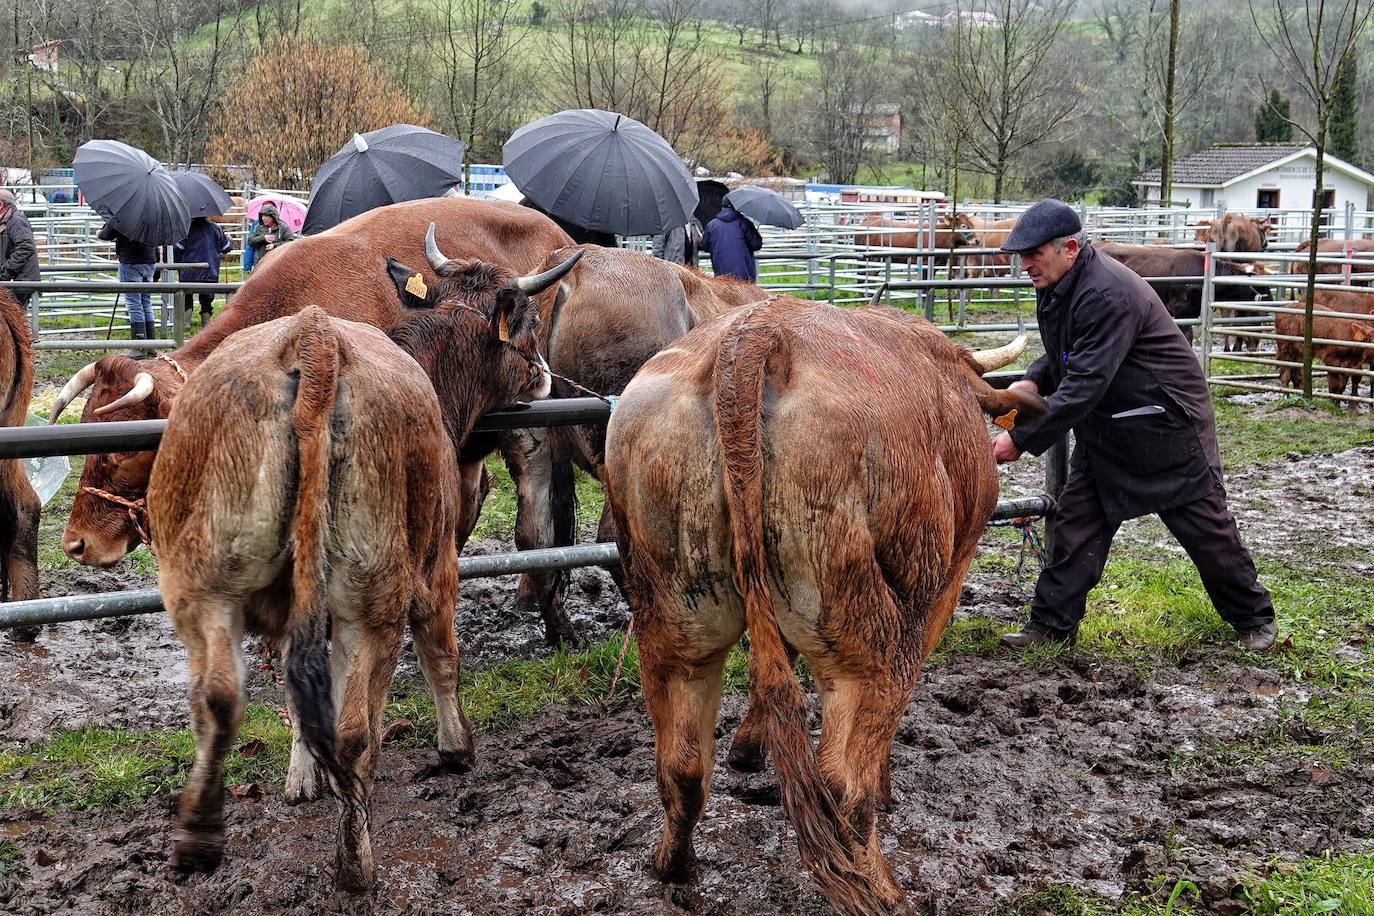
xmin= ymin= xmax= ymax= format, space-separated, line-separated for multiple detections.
xmin=0 ymin=290 xmax=39 ymax=638
xmin=152 ymin=224 xmax=567 ymax=889
xmin=46 ymin=198 xmax=579 ymax=630
xmin=605 ymin=296 xmax=1045 ymax=913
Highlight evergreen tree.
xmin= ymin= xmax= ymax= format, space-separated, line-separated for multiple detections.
xmin=1254 ymin=89 xmax=1293 ymax=143
xmin=1330 ymin=54 xmax=1360 ymax=164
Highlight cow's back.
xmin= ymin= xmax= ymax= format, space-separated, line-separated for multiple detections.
xmin=183 ymin=198 xmax=574 ymax=362
xmin=151 ymin=313 xmax=454 ymax=611
xmin=608 ymin=300 xmax=998 ymax=656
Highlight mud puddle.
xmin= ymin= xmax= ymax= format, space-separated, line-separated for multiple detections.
xmin=3 ymin=653 xmax=1370 ymax=915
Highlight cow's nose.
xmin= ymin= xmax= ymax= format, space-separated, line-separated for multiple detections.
xmin=63 ymin=538 xmax=85 ymax=562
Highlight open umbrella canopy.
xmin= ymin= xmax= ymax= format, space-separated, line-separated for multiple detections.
xmin=503 ymin=109 xmax=697 ymax=237
xmin=724 ymin=186 xmax=804 ymax=230
xmin=694 ymin=178 xmax=729 ymax=226
xmin=302 ymin=124 xmax=467 ymax=234
xmin=170 ymin=170 xmax=234 ymax=218
xmin=245 ymin=194 xmax=308 ymax=233
xmin=73 ymin=139 xmax=189 ymax=245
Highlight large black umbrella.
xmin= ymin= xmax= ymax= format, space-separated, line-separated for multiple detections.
xmin=503 ymin=109 xmax=697 ymax=237
xmin=724 ymin=186 xmax=804 ymax=230
xmin=694 ymin=178 xmax=729 ymax=226
xmin=73 ymin=139 xmax=189 ymax=245
xmin=302 ymin=124 xmax=467 ymax=234
xmin=170 ymin=170 xmax=234 ymax=218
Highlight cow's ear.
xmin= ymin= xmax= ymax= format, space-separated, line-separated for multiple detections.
xmin=387 ymin=257 xmax=432 ymax=309
xmin=492 ymin=288 xmax=518 ymax=341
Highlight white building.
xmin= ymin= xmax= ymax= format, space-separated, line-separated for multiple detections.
xmin=1134 ymin=143 xmax=1374 ymax=213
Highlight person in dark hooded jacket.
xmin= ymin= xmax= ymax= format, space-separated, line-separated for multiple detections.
xmin=0 ymin=190 xmax=38 ymax=307
xmin=174 ymin=217 xmax=232 ymax=325
xmin=700 ymin=201 xmax=763 ymax=281
xmin=247 ymin=204 xmax=294 ymax=266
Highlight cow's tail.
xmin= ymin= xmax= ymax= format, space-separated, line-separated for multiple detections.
xmin=712 ymin=308 xmax=886 ymax=916
xmin=282 ymin=306 xmax=349 ymax=792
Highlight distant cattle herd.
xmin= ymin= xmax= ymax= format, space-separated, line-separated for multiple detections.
xmin=0 ymin=195 xmax=1369 ymax=910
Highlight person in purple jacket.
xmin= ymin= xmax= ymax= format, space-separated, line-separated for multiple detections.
xmin=700 ymin=201 xmax=763 ymax=281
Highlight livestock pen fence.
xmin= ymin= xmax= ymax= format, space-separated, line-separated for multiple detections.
xmin=0 ymin=395 xmax=1065 ymax=631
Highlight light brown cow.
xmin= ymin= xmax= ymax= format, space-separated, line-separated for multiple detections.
xmin=1294 ymin=238 xmax=1374 ymax=285
xmin=0 ymin=290 xmax=39 ymax=639
xmin=1274 ymin=289 xmax=1374 ymax=398
xmin=151 ymin=280 xmax=555 ymax=890
xmin=852 ymin=212 xmax=978 ymax=265
xmin=604 ymin=297 xmax=1044 ymax=913
xmin=963 ymin=215 xmax=1019 ymax=277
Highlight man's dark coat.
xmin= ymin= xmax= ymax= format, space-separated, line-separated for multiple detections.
xmin=1009 ymin=245 xmax=1222 ymax=522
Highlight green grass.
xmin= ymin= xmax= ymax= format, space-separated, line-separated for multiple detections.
xmin=1243 ymin=853 xmax=1374 ymax=915
xmin=0 ymin=635 xmax=749 ymax=814
xmin=1211 ymin=397 xmax=1373 ymax=471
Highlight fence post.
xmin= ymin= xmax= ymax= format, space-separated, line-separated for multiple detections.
xmin=1200 ymin=243 xmax=1216 ymax=378
xmin=1344 ymin=201 xmax=1355 ymax=285
xmin=1042 ymin=435 xmax=1068 ymax=559
xmin=172 ymin=289 xmax=185 ymax=347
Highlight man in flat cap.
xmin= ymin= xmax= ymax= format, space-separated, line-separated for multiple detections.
xmin=991 ymin=198 xmax=1276 ymax=652
xmin=0 ymin=190 xmax=38 ymax=307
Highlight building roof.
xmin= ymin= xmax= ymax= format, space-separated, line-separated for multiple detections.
xmin=1137 ymin=144 xmax=1308 ymax=186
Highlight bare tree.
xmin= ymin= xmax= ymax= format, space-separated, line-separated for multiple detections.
xmin=949 ymin=0 xmax=1080 ymax=202
xmin=808 ymin=28 xmax=892 ymax=184
xmin=131 ymin=0 xmax=245 ymax=164
xmin=1250 ymin=0 xmax=1373 ymax=398
xmin=429 ymin=0 xmax=528 ymax=182
xmin=1158 ymin=0 xmax=1180 ymax=203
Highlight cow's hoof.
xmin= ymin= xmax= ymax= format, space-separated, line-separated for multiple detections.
xmin=437 ymin=748 xmax=475 ymax=774
xmin=171 ymin=830 xmax=224 ymax=874
xmin=334 ymin=856 xmax=375 ymax=895
xmin=649 ymin=845 xmax=697 ymax=884
xmin=726 ymin=738 xmax=767 ymax=773
xmin=284 ymin=762 xmax=326 ymax=804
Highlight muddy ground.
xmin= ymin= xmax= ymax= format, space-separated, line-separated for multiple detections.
xmin=2 ymin=402 xmax=1373 ymax=912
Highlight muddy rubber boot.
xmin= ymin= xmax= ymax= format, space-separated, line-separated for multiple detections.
xmin=139 ymin=321 xmax=157 ymax=358
xmin=201 ymin=309 xmax=213 ymax=327
xmin=999 ymin=623 xmax=1076 ymax=650
xmin=1236 ymin=621 xmax=1278 ymax=653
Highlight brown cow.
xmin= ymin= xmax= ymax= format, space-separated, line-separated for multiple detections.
xmin=852 ymin=212 xmax=977 ymax=265
xmin=1294 ymin=238 xmax=1374 ymax=285
xmin=1204 ymin=214 xmax=1271 ymax=352
xmin=964 ymin=214 xmax=1019 ymax=277
xmin=1093 ymin=242 xmax=1269 ymax=342
xmin=1274 ymin=289 xmax=1374 ymax=398
xmin=48 ymin=198 xmax=573 ymax=601
xmin=0 ymin=290 xmax=39 ymax=640
xmin=604 ymin=297 xmax=1044 ymax=913
xmin=152 ymin=276 xmax=555 ymax=891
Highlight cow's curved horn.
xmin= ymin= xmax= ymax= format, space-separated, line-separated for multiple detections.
xmin=515 ymin=248 xmax=584 ymax=295
xmin=49 ymin=361 xmax=99 ymax=424
xmin=971 ymin=335 xmax=1028 ymax=373
xmin=424 ymin=222 xmax=448 ymax=271
xmin=868 ymin=283 xmax=887 ymax=306
xmin=93 ymin=372 xmax=155 ymax=417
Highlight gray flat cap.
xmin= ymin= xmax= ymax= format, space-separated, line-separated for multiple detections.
xmin=1000 ymin=198 xmax=1082 ymax=253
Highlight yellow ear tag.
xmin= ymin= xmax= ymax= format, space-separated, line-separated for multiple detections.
xmin=498 ymin=311 xmax=510 ymax=341
xmin=405 ymin=273 xmax=428 ymax=298
xmin=994 ymin=409 xmax=1018 ymax=431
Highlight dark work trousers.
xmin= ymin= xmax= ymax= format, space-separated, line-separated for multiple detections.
xmin=196 ymin=292 xmax=215 ymax=315
xmin=1030 ymin=466 xmax=1274 ymax=635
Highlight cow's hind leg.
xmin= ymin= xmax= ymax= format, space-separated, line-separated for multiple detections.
xmin=642 ymin=637 xmax=731 ymax=882
xmin=2 ymin=466 xmax=40 ymax=641
xmin=172 ymin=608 xmax=244 ymax=874
xmin=726 ymin=640 xmax=799 ymax=773
xmin=330 ymin=615 xmax=405 ymax=894
xmin=502 ymin=428 xmax=576 ymax=646
xmin=408 ymin=590 xmax=475 ymax=773
xmin=813 ymin=669 xmax=910 ymax=911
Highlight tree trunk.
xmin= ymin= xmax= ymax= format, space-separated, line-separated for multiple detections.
xmin=1159 ymin=0 xmax=1180 ymax=205
xmin=1301 ymin=135 xmax=1327 ymax=399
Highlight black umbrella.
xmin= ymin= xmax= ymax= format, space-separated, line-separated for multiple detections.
xmin=73 ymin=139 xmax=189 ymax=245
xmin=170 ymin=170 xmax=234 ymax=218
xmin=503 ymin=109 xmax=697 ymax=237
xmin=724 ymin=186 xmax=804 ymax=230
xmin=302 ymin=124 xmax=467 ymax=234
xmin=694 ymin=178 xmax=729 ymax=226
